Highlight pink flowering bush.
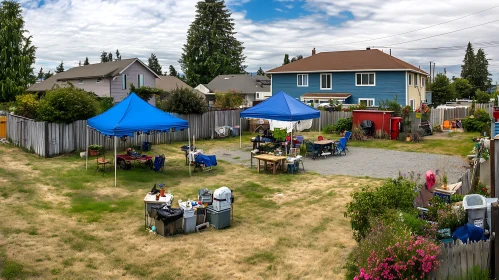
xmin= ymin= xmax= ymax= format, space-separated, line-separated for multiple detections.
xmin=347 ymin=221 xmax=440 ymax=280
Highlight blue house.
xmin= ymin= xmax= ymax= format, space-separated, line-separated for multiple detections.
xmin=267 ymin=48 xmax=428 ymax=108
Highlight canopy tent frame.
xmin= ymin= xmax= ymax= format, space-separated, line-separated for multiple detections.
xmin=85 ymin=93 xmax=189 ymax=187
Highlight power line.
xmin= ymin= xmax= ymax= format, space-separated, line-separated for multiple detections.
xmin=379 ymin=19 xmax=499 ymax=46
xmin=324 ymin=3 xmax=499 ymax=47
xmin=372 ymin=41 xmax=499 ymax=50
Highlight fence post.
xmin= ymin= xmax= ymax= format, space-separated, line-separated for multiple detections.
xmin=492 ymin=202 xmax=499 ymax=278
xmin=44 ymin=122 xmax=49 ymax=158
xmin=492 ymin=138 xmax=496 ymax=198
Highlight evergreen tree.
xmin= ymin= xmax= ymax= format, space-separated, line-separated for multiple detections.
xmin=107 ymin=52 xmax=112 ymax=62
xmin=83 ymin=57 xmax=89 ymax=65
xmin=283 ymin=54 xmax=290 ymax=65
xmin=55 ymin=61 xmax=64 ymax=73
xmin=461 ymin=42 xmax=475 ymax=87
xmin=148 ymin=53 xmax=162 ymax=76
xmin=179 ymin=0 xmax=246 ymax=87
xmin=43 ymin=71 xmax=54 ymax=80
xmin=115 ymin=49 xmax=121 ymax=61
xmin=169 ymin=65 xmax=178 ymax=77
xmin=100 ymin=51 xmax=108 ymax=63
xmin=290 ymin=55 xmax=303 ymax=62
xmin=0 ymin=0 xmax=37 ymax=102
xmin=37 ymin=67 xmax=44 ymax=79
xmin=432 ymin=73 xmax=455 ymax=106
xmin=475 ymin=48 xmax=492 ymax=91
xmin=256 ymin=67 xmax=265 ymax=76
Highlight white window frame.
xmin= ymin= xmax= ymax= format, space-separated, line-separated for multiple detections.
xmin=355 ymin=73 xmax=375 ymax=86
xmin=414 ymin=74 xmax=418 ymax=87
xmin=297 ymin=74 xmax=308 ymax=87
xmin=96 ymin=78 xmax=102 ymax=83
xmin=320 ymin=73 xmax=332 ymax=90
xmin=78 ymin=79 xmax=84 ymax=84
xmin=359 ymin=98 xmax=375 ymax=107
xmin=122 ymin=74 xmax=127 ymax=90
xmin=138 ymin=74 xmax=144 ymax=87
xmin=408 ymin=73 xmax=412 ymax=86
xmin=409 ymin=99 xmax=415 ymax=109
xmin=421 ymin=77 xmax=425 ymax=87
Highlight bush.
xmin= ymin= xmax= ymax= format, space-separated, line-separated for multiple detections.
xmin=351 ymin=125 xmax=365 ymax=141
xmin=322 ymin=124 xmax=335 ymax=134
xmin=158 ymin=87 xmax=207 ymax=114
xmin=97 ymin=97 xmax=114 ymax=114
xmin=334 ymin=117 xmax=352 ymax=133
xmin=462 ymin=108 xmax=491 ymax=133
xmin=37 ymin=85 xmax=98 ymax=123
xmin=214 ymin=90 xmax=243 ymax=109
xmin=14 ymin=93 xmax=39 ymax=119
xmin=475 ymin=89 xmax=491 ymax=104
xmin=378 ymin=97 xmax=402 ymax=116
xmin=345 ymin=178 xmax=417 ymax=241
xmin=374 ymin=129 xmax=389 ymax=139
xmin=129 ymin=84 xmax=166 ymax=102
xmin=346 ymin=221 xmax=440 ymax=280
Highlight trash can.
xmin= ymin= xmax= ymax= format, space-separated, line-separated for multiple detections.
xmin=232 ymin=126 xmax=240 ymax=137
xmin=142 ymin=142 xmax=152 ymax=152
xmin=152 ymin=206 xmax=183 ymax=236
xmin=463 ymin=194 xmax=487 ymax=229
xmin=486 ymin=198 xmax=498 ymax=230
xmin=179 ymin=201 xmax=197 ymax=233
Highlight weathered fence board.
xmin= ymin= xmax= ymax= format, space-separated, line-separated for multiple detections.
xmin=428 ymin=240 xmax=490 ymax=280
xmin=310 ymin=111 xmax=353 ymax=131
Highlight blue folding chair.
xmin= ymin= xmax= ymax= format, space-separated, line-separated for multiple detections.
xmin=153 ymin=155 xmax=165 ymax=172
xmin=344 ymin=131 xmax=352 ymax=152
xmin=335 ymin=137 xmax=347 ymax=156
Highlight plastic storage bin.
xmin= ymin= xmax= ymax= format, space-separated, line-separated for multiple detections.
xmin=463 ymin=194 xmax=487 ymax=228
xmin=232 ymin=126 xmax=240 ymax=137
xmin=207 ymin=206 xmax=231 ymax=229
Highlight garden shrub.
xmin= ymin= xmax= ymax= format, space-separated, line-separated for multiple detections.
xmin=37 ymin=85 xmax=98 ymax=123
xmin=214 ymin=89 xmax=243 ymax=109
xmin=346 ymin=220 xmax=440 ymax=280
xmin=373 ymin=129 xmax=389 ymax=139
xmin=322 ymin=124 xmax=335 ymax=134
xmin=129 ymin=84 xmax=166 ymax=102
xmin=345 ymin=178 xmax=417 ymax=241
xmin=437 ymin=206 xmax=466 ymax=232
xmin=14 ymin=93 xmax=39 ymax=119
xmin=97 ymin=97 xmax=114 ymax=114
xmin=462 ymin=109 xmax=491 ymax=133
xmin=334 ymin=117 xmax=353 ymax=133
xmin=159 ymin=87 xmax=207 ymax=114
xmin=351 ymin=125 xmax=365 ymax=141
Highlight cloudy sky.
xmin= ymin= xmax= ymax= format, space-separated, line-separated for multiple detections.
xmin=20 ymin=0 xmax=499 ymax=83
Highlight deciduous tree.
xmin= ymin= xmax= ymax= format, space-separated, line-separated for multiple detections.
xmin=43 ymin=71 xmax=54 ymax=80
xmin=450 ymin=78 xmax=473 ymax=99
xmin=0 ymin=0 xmax=37 ymax=102
xmin=158 ymin=87 xmax=207 ymax=114
xmin=431 ymin=73 xmax=454 ymax=106
xmin=179 ymin=0 xmax=246 ymax=87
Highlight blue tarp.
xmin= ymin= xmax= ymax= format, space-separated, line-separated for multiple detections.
xmin=87 ymin=93 xmax=189 ymax=137
xmin=196 ymin=154 xmax=217 ymax=167
xmin=240 ymin=91 xmax=320 ymax=121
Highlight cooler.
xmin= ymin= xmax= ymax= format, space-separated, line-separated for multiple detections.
xmin=213 ymin=187 xmax=231 ymax=211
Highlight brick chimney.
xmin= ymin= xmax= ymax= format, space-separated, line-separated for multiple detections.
xmin=312 ymin=48 xmax=316 ymax=56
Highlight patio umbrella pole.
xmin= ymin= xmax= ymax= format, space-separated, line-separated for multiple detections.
xmin=114 ymin=136 xmax=117 ymax=187
xmin=188 ymin=128 xmax=191 ymax=176
xmin=239 ymin=118 xmax=242 ymax=149
xmin=85 ymin=125 xmax=89 ymax=170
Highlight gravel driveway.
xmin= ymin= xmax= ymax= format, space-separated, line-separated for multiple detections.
xmin=211 ymin=147 xmax=467 ymax=183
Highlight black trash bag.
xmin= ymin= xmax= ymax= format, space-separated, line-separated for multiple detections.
xmin=151 ymin=204 xmax=184 ymax=223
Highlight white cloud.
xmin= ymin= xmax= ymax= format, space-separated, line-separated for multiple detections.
xmin=22 ymin=0 xmax=499 ymax=83
xmin=275 ymin=8 xmax=284 ymax=12
xmin=284 ymin=4 xmax=294 ymax=9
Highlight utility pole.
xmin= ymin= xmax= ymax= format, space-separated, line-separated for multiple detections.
xmin=433 ymin=63 xmax=436 ymax=81
xmin=429 ymin=61 xmax=432 ymax=84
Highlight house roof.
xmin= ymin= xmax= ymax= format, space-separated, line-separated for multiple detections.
xmin=267 ymin=49 xmax=428 ymax=75
xmin=206 ymin=74 xmax=270 ymax=94
xmin=302 ymin=93 xmax=351 ymax=99
xmin=156 ymin=76 xmax=192 ymax=92
xmin=27 ymin=58 xmax=160 ymax=92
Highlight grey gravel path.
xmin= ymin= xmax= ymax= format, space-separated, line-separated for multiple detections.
xmin=211 ymin=147 xmax=467 ymax=183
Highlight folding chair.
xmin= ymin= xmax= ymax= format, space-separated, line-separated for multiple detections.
xmin=344 ymin=131 xmax=352 ymax=152
xmin=96 ymin=155 xmax=110 ymax=174
xmin=153 ymin=154 xmax=165 ymax=172
xmin=317 ymin=135 xmax=324 ymax=141
xmin=335 ymin=137 xmax=347 ymax=156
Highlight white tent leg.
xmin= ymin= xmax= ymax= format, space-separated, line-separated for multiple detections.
xmin=188 ymin=128 xmax=191 ymax=176
xmin=114 ymin=136 xmax=117 ymax=187
xmin=85 ymin=125 xmax=89 ymax=170
xmin=239 ymin=118 xmax=242 ymax=149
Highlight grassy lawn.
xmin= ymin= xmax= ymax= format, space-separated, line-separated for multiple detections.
xmin=0 ymin=137 xmax=384 ymax=279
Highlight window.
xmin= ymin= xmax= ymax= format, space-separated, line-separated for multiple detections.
xmin=408 ymin=73 xmax=412 ymax=86
xmin=78 ymin=79 xmax=84 ymax=84
xmin=359 ymin=98 xmax=375 ymax=107
xmin=320 ymin=73 xmax=332 ymax=90
xmin=421 ymin=77 xmax=426 ymax=87
xmin=297 ymin=74 xmax=308 ymax=87
xmin=138 ymin=74 xmax=144 ymax=87
xmin=96 ymin=78 xmax=102 ymax=83
xmin=122 ymin=74 xmax=127 ymax=90
xmin=410 ymin=99 xmax=415 ymax=109
xmin=414 ymin=74 xmax=418 ymax=86
xmin=356 ymin=73 xmax=375 ymax=86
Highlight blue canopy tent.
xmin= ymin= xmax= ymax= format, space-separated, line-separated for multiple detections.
xmin=86 ymin=93 xmax=189 ymax=186
xmin=239 ymin=91 xmax=320 ymax=148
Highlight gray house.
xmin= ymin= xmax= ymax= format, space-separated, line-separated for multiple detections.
xmin=196 ymin=74 xmax=271 ymax=107
xmin=28 ymin=58 xmax=160 ymax=103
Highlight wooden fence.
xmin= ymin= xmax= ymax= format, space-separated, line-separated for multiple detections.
xmin=429 ymin=107 xmax=470 ymax=127
xmin=428 ymin=240 xmax=490 ymax=279
xmin=310 ymin=111 xmax=352 ymax=131
xmin=7 ymin=110 xmax=249 ymax=157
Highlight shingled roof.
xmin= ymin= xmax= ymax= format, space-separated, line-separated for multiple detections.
xmin=267 ymin=49 xmax=427 ymax=75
